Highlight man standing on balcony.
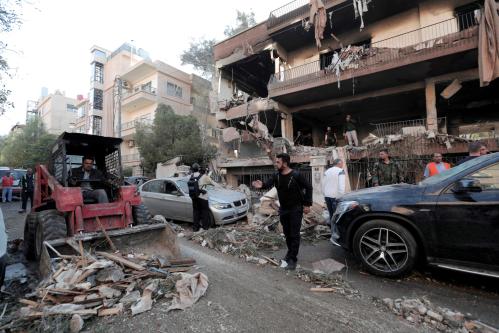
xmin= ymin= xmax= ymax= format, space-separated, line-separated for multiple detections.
xmin=324 ymin=126 xmax=337 ymax=147
xmin=252 ymin=153 xmax=313 ymax=271
xmin=343 ymin=115 xmax=359 ymax=146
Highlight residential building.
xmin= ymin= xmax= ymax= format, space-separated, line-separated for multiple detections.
xmin=83 ymin=43 xmax=216 ymax=175
xmin=26 ymin=100 xmax=38 ymax=123
xmin=36 ymin=90 xmax=79 ymax=135
xmin=213 ymin=0 xmax=498 ymax=191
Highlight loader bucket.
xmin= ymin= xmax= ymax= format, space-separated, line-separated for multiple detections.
xmin=39 ymin=223 xmax=180 ymax=277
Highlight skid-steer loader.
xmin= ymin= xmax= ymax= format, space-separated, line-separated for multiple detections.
xmin=23 ymin=132 xmax=179 ymax=275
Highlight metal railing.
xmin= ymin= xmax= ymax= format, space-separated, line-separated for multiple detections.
xmin=123 ymin=86 xmax=157 ymax=99
xmin=268 ymin=11 xmax=479 ymax=90
xmin=121 ymin=118 xmax=153 ymax=131
xmin=267 ymin=0 xmax=310 ymax=28
xmin=373 ymin=117 xmax=447 ymax=137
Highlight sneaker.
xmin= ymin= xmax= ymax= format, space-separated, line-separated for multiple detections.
xmin=18 ymin=209 xmax=26 ymax=213
xmin=285 ymin=260 xmax=297 ymax=271
xmin=279 ymin=260 xmax=289 ymax=269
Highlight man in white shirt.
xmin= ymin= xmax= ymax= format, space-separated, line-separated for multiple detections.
xmin=322 ymin=159 xmax=346 ymax=222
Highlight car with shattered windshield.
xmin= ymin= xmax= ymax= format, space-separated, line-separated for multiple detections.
xmin=139 ymin=177 xmax=249 ymax=225
xmin=331 ymin=152 xmax=499 ymax=278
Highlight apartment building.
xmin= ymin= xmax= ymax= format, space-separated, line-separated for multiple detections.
xmin=36 ymin=90 xmax=79 ymax=135
xmin=213 ymin=0 xmax=498 ymax=189
xmin=82 ymin=43 xmax=216 ymax=175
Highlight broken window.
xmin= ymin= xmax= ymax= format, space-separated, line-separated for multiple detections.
xmin=93 ymin=62 xmax=104 ymax=84
xmin=167 ymin=82 xmax=183 ymax=98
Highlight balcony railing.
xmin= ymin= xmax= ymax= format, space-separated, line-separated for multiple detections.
xmin=268 ymin=12 xmax=479 ymax=91
xmin=268 ymin=0 xmax=309 ymax=28
xmin=373 ymin=117 xmax=447 ymax=137
xmin=121 ymin=118 xmax=153 ymax=131
xmin=123 ymin=86 xmax=157 ymax=99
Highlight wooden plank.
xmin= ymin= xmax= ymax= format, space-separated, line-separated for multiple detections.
xmin=79 ymin=240 xmax=87 ymax=267
xmin=169 ymin=258 xmax=196 ymax=266
xmin=98 ymin=305 xmax=123 ymax=317
xmin=261 ymin=256 xmax=279 ymax=266
xmin=95 ymin=216 xmax=117 ymax=252
xmin=19 ymin=299 xmax=40 ymax=307
xmin=96 ymin=251 xmax=145 ymax=271
xmin=74 ymin=269 xmax=97 ymax=284
xmin=310 ymin=287 xmax=337 ymax=292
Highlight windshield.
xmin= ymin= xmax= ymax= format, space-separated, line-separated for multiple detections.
xmin=420 ymin=154 xmax=492 ymax=186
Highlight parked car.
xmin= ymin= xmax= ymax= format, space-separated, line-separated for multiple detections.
xmin=0 ymin=207 xmax=7 ymax=286
xmin=0 ymin=167 xmax=25 ymax=201
xmin=139 ymin=177 xmax=249 ymax=225
xmin=331 ymin=152 xmax=499 ymax=278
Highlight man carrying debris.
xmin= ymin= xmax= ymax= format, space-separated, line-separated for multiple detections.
xmin=424 ymin=153 xmax=450 ymax=178
xmin=343 ymin=114 xmax=358 ymax=147
xmin=322 ymin=159 xmax=345 ymax=221
xmin=372 ymin=149 xmax=404 ymax=186
xmin=252 ymin=153 xmax=313 ymax=270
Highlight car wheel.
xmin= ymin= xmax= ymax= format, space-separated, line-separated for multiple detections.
xmin=353 ymin=219 xmax=417 ymax=277
xmin=0 ymin=255 xmax=6 ymax=287
xmin=23 ymin=213 xmax=38 ymax=261
xmin=208 ymin=212 xmax=216 ymax=228
xmin=34 ymin=210 xmax=67 ymax=260
xmin=132 ymin=204 xmax=153 ymax=224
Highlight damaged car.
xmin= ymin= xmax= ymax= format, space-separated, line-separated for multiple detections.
xmin=331 ymin=152 xmax=499 ymax=278
xmin=139 ymin=177 xmax=249 ymax=225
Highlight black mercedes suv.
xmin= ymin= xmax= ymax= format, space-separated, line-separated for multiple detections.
xmin=331 ymin=152 xmax=499 ymax=278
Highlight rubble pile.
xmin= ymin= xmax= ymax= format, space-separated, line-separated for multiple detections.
xmin=0 ymin=250 xmax=207 ymax=332
xmin=381 ymin=297 xmax=497 ymax=333
xmin=295 ymin=267 xmax=359 ymax=298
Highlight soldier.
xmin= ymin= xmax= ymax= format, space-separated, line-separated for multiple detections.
xmin=372 ymin=149 xmax=404 ymax=186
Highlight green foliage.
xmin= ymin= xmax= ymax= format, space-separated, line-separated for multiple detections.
xmin=135 ymin=104 xmax=216 ymax=174
xmin=0 ymin=117 xmax=57 ymax=167
xmin=180 ymin=10 xmax=256 ymax=79
xmin=123 ymin=167 xmax=133 ymax=177
xmin=223 ymin=10 xmax=256 ymax=37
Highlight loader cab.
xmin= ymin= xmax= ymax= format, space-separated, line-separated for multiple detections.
xmin=49 ymin=132 xmax=124 ymax=203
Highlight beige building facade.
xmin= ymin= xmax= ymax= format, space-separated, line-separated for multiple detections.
xmin=36 ymin=90 xmax=79 ymax=135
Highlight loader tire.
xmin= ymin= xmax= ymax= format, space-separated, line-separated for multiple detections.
xmin=132 ymin=204 xmax=153 ymax=225
xmin=35 ymin=210 xmax=67 ymax=260
xmin=23 ymin=213 xmax=38 ymax=261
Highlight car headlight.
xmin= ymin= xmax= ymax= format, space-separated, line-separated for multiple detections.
xmin=210 ymin=201 xmax=232 ymax=210
xmin=334 ymin=201 xmax=359 ymax=215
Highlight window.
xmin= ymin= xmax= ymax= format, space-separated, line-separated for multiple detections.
xmin=66 ymin=104 xmax=77 ymax=113
xmin=470 ymin=163 xmax=499 ymax=191
xmin=164 ymin=181 xmax=180 ymax=195
xmin=93 ymin=62 xmax=104 ymax=84
xmin=142 ymin=180 xmax=163 ymax=193
xmin=92 ymin=116 xmax=102 ymax=136
xmin=167 ymin=82 xmax=182 ymax=98
xmin=92 ymin=88 xmax=103 ymax=110
xmin=77 ymin=106 xmax=86 ymax=118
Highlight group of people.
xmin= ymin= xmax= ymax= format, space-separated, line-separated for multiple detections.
xmin=1 ymin=169 xmax=34 ymax=213
xmin=295 ymin=114 xmax=359 ymax=148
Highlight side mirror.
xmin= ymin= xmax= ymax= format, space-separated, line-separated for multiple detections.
xmin=453 ymin=179 xmax=482 ymax=193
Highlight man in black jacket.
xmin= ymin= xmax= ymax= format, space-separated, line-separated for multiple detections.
xmin=18 ymin=168 xmax=34 ymax=213
xmin=252 ymin=153 xmax=313 ymax=270
xmin=69 ymin=156 xmax=109 ymax=203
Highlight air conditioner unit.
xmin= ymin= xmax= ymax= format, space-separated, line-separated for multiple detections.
xmin=128 ymin=140 xmax=135 ymax=148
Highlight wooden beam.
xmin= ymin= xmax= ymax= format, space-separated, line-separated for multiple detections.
xmin=96 ymin=251 xmax=145 ymax=271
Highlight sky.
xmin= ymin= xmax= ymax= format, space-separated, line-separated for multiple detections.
xmin=1 ymin=0 xmax=277 ymax=135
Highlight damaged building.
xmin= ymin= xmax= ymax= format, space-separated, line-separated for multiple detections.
xmin=213 ymin=0 xmax=499 ymax=194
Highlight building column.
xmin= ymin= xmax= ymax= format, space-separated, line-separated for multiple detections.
xmin=425 ymin=81 xmax=438 ymax=133
xmin=310 ymin=155 xmax=327 ymax=205
xmin=280 ymin=112 xmax=293 ymax=143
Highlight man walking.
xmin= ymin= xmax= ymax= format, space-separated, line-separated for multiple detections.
xmin=372 ymin=149 xmax=404 ymax=186
xmin=19 ymin=168 xmax=35 ymax=213
xmin=1 ymin=171 xmax=14 ymax=203
xmin=322 ymin=159 xmax=346 ymax=221
xmin=252 ymin=153 xmax=313 ymax=270
xmin=343 ymin=114 xmax=358 ymax=146
xmin=424 ymin=153 xmax=450 ymax=178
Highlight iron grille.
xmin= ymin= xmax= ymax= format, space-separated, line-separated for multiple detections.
xmin=105 ymin=150 xmax=123 ymax=186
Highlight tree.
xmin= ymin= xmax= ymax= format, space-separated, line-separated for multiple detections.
xmin=1 ymin=0 xmax=23 ymax=114
xmin=134 ymin=104 xmax=217 ymax=174
xmin=0 ymin=116 xmax=57 ymax=167
xmin=223 ymin=10 xmax=256 ymax=37
xmin=180 ymin=10 xmax=257 ymax=79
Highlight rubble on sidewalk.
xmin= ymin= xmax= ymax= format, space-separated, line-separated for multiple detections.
xmin=0 ymin=249 xmax=206 ymax=332
xmin=379 ymin=297 xmax=498 ymax=332
xmin=295 ymin=267 xmax=359 ymax=299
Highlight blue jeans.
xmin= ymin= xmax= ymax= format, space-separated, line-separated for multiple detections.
xmin=325 ymin=197 xmax=338 ymax=224
xmin=2 ymin=187 xmax=12 ymax=202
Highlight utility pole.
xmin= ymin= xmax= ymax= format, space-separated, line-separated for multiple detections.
xmin=114 ymin=76 xmax=122 ymax=138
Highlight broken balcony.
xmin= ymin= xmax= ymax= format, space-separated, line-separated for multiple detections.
xmin=268 ymin=12 xmax=479 ymax=106
xmin=121 ymin=86 xmax=157 ymax=112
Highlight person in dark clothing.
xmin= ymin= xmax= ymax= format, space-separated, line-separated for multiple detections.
xmin=343 ymin=114 xmax=358 ymax=146
xmin=252 ymin=153 xmax=313 ymax=270
xmin=456 ymin=141 xmax=487 ymax=166
xmin=372 ymin=149 xmax=404 ymax=186
xmin=18 ymin=168 xmax=34 ymax=213
xmin=324 ymin=126 xmax=337 ymax=147
xmin=68 ymin=156 xmax=109 ymax=203
xmin=189 ymin=163 xmax=210 ymax=232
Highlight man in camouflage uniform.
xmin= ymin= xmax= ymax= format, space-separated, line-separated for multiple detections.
xmin=372 ymin=149 xmax=404 ymax=186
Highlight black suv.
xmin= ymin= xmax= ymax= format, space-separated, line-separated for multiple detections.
xmin=331 ymin=152 xmax=499 ymax=278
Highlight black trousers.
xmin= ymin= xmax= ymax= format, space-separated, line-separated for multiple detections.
xmin=21 ymin=190 xmax=34 ymax=210
xmin=280 ymin=207 xmax=303 ymax=263
xmin=192 ymin=197 xmax=210 ymax=230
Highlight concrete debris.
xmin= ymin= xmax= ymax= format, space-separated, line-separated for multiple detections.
xmin=96 ymin=267 xmax=125 ymax=283
xmin=380 ymin=297 xmax=497 ymax=332
xmin=312 ymin=259 xmax=345 ymax=274
xmin=69 ymin=314 xmax=84 ymax=333
xmin=167 ymin=273 xmax=209 ymax=312
xmin=119 ymin=290 xmax=142 ymax=307
xmin=222 ymin=127 xmax=241 ymax=143
xmin=295 ymin=267 xmax=359 ymax=298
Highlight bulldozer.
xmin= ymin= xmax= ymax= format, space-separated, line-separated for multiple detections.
xmin=23 ymin=132 xmax=179 ymax=275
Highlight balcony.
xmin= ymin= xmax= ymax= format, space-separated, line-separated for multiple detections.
xmin=121 ymin=60 xmax=156 ymax=82
xmin=121 ymin=118 xmax=153 ymax=139
xmin=122 ymin=86 xmax=157 ymax=112
xmin=268 ymin=12 xmax=479 ymax=106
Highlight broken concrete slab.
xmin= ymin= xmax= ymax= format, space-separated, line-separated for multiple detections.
xmin=98 ymin=286 xmax=122 ymax=299
xmin=69 ymin=314 xmax=84 ymax=333
xmin=96 ymin=267 xmax=125 ymax=283
xmin=312 ymin=259 xmax=345 ymax=275
xmin=120 ymin=290 xmax=141 ymax=307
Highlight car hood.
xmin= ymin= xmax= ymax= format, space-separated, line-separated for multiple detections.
xmin=340 ymin=183 xmax=424 ymax=201
xmin=207 ymin=188 xmax=246 ymax=203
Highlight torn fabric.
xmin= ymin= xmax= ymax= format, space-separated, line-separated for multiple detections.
xmin=309 ymin=0 xmax=327 ymax=48
xmin=167 ymin=272 xmax=209 ymax=312
xmin=478 ymin=0 xmax=499 ymax=87
xmin=353 ymin=0 xmax=372 ymax=31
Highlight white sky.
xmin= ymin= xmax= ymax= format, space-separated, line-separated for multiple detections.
xmin=1 ymin=0 xmax=277 ymax=135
